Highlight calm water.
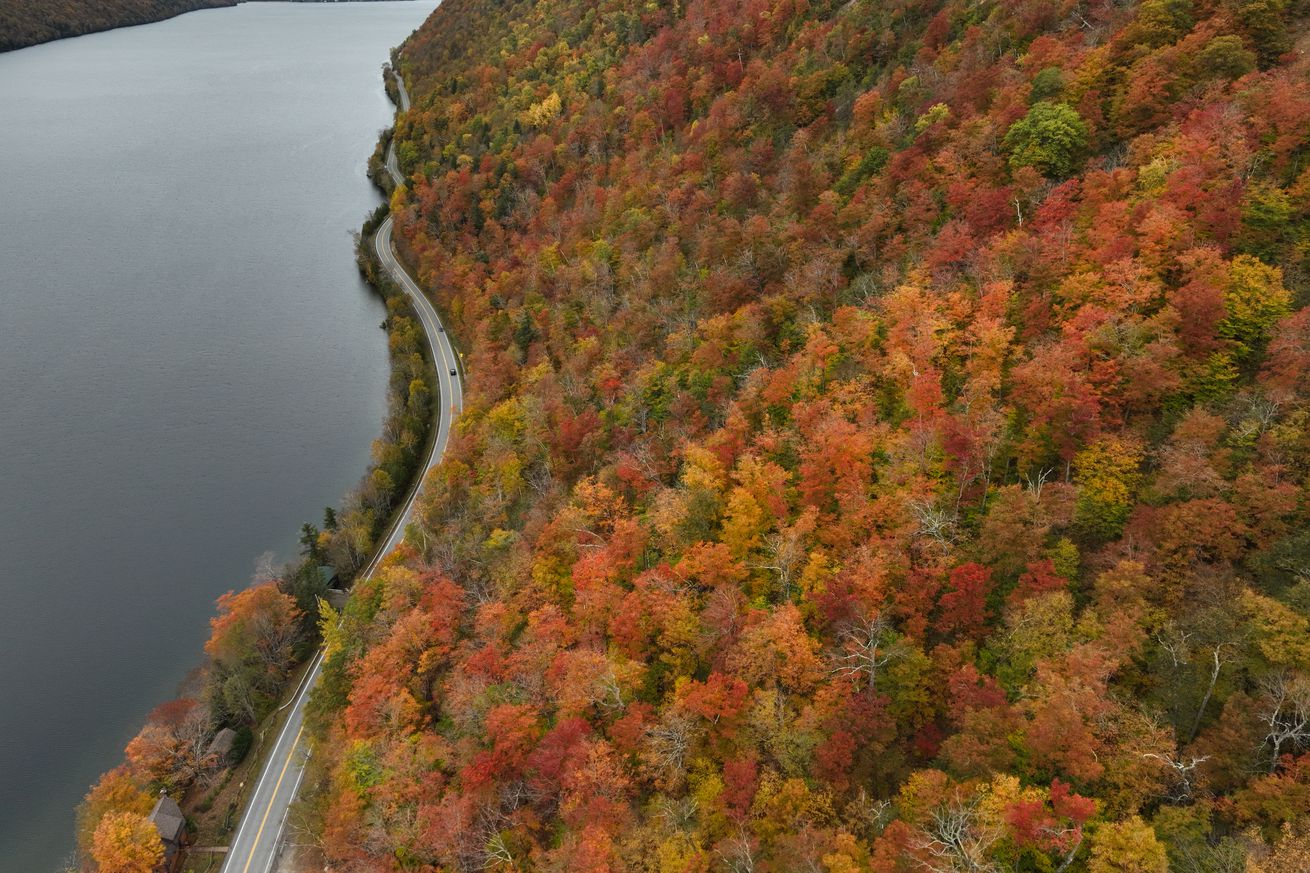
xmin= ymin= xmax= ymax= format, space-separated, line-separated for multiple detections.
xmin=0 ymin=2 xmax=435 ymax=868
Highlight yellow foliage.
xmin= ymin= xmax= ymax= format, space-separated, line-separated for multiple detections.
xmin=91 ymin=810 xmax=164 ymax=873
xmin=1246 ymin=822 xmax=1310 ymax=873
xmin=751 ymin=773 xmax=834 ymax=842
xmin=1074 ymin=436 xmax=1143 ymax=538
xmin=1242 ymin=590 xmax=1310 ymax=670
xmin=486 ymin=397 xmax=527 ymax=442
xmin=1088 ymin=815 xmax=1168 ymax=873
xmin=523 ymin=91 xmax=562 ymax=127
xmin=317 ymin=597 xmax=343 ymax=660
xmin=721 ymin=487 xmax=767 ymax=556
xmin=799 ymin=551 xmax=837 ymax=599
xmin=1222 ymin=255 xmax=1290 ymax=355
xmin=681 ymin=445 xmax=727 ymax=494
xmin=657 ymin=836 xmax=704 ymax=873
xmin=823 ymin=832 xmax=870 ymax=873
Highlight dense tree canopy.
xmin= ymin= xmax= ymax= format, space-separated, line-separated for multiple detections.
xmin=90 ymin=811 xmax=163 ymax=873
xmin=0 ymin=0 xmax=413 ymax=53
xmin=75 ymin=0 xmax=1310 ymax=869
xmin=1004 ymin=100 xmax=1090 ymax=178
xmin=0 ymin=0 xmax=231 ymax=52
xmin=300 ymin=0 xmax=1310 ymax=869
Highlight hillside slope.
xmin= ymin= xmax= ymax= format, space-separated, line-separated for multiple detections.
xmin=0 ymin=0 xmax=233 ymax=52
xmin=0 ymin=0 xmax=413 ymax=52
xmin=308 ymin=0 xmax=1310 ymax=870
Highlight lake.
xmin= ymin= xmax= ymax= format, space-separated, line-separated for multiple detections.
xmin=0 ymin=2 xmax=436 ymax=868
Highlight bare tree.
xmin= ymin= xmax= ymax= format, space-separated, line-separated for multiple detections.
xmin=1154 ymin=623 xmax=1194 ymax=669
xmin=1141 ymin=752 xmax=1211 ymax=802
xmin=717 ymin=826 xmax=758 ymax=873
xmin=832 ymin=613 xmax=901 ymax=695
xmin=252 ymin=550 xmax=279 ymax=586
xmin=1189 ymin=642 xmax=1237 ymax=742
xmin=914 ymin=798 xmax=1001 ymax=873
xmin=643 ymin=712 xmax=700 ymax=786
xmin=842 ymin=789 xmax=892 ymax=840
xmin=175 ymin=706 xmax=222 ymax=787
xmin=909 ymin=499 xmax=958 ymax=551
xmin=656 ymin=795 xmax=699 ymax=834
xmin=481 ymin=833 xmax=514 ymax=870
xmin=465 ymin=802 xmax=513 ymax=873
xmin=594 ymin=663 xmax=627 ymax=712
xmin=1022 ymin=468 xmax=1053 ymax=500
xmin=1231 ymin=391 xmax=1282 ymax=441
xmin=749 ymin=525 xmax=808 ymax=599
xmin=1259 ymin=672 xmax=1310 ymax=768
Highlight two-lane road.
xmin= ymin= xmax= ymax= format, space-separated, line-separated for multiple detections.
xmin=384 ymin=71 xmax=410 ymax=182
xmin=220 ymin=72 xmax=457 ymax=873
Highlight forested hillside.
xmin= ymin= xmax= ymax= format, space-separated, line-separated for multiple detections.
xmin=0 ymin=0 xmax=410 ymax=53
xmin=0 ymin=0 xmax=232 ymax=52
xmin=337 ymin=0 xmax=1306 ymax=869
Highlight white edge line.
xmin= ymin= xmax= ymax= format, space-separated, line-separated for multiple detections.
xmin=229 ymin=75 xmax=463 ymax=871
xmin=259 ymin=742 xmax=311 ymax=873
xmin=219 ymin=655 xmax=318 ymax=873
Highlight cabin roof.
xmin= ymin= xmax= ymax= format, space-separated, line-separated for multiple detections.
xmin=149 ymin=793 xmax=185 ymax=844
xmin=207 ymin=727 xmax=237 ymax=758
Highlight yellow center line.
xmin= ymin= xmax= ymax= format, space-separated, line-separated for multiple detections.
xmin=240 ymin=723 xmax=305 ymax=873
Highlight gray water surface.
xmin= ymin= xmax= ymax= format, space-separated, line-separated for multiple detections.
xmin=0 ymin=3 xmax=436 ymax=868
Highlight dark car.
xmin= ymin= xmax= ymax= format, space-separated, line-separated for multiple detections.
xmin=450 ymin=368 xmax=457 ymax=376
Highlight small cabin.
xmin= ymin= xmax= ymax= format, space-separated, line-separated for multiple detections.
xmin=317 ymin=565 xmax=340 ymax=589
xmin=207 ymin=727 xmax=237 ymax=764
xmin=148 ymin=792 xmax=187 ymax=873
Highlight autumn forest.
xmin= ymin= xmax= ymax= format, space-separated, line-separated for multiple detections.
xmin=81 ymin=0 xmax=1310 ymax=870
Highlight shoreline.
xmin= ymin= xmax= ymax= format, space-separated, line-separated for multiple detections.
xmin=198 ymin=68 xmax=463 ymax=873
xmin=0 ymin=0 xmax=422 ymax=55
xmin=68 ymin=60 xmax=452 ymax=873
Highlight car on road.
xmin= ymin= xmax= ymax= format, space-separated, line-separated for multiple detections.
xmin=449 ymin=367 xmax=457 ymax=376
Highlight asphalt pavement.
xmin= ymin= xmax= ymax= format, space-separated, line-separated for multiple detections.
xmin=218 ymin=72 xmax=458 ymax=873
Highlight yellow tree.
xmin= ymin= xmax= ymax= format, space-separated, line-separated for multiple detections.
xmin=1247 ymin=822 xmax=1310 ymax=872
xmin=91 ymin=810 xmax=163 ymax=873
xmin=75 ymin=766 xmax=152 ymax=863
xmin=1088 ymin=816 xmax=1168 ymax=873
xmin=1242 ymin=590 xmax=1310 ymax=672
xmin=1073 ymin=437 xmax=1143 ymax=539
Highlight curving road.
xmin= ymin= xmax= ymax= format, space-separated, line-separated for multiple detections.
xmin=219 ymin=72 xmax=460 ymax=873
xmin=384 ymin=72 xmax=408 ymax=184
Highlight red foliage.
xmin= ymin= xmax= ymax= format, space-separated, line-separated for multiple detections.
xmin=937 ymin=563 xmax=993 ymax=641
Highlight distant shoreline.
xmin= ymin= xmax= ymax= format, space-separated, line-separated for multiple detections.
xmin=0 ymin=0 xmax=418 ymax=54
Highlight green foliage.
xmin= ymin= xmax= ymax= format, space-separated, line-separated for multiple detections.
xmin=1130 ymin=0 xmax=1195 ymax=48
xmin=1197 ymin=34 xmax=1258 ymax=80
xmin=1029 ymin=66 xmax=1066 ymax=102
xmin=1230 ymin=0 xmax=1291 ymax=67
xmin=1004 ymin=101 xmax=1090 ymax=178
xmin=1046 ymin=537 xmax=1080 ymax=579
xmin=1220 ymin=254 xmax=1290 ymax=359
xmin=1250 ymin=530 xmax=1310 ymax=594
xmin=92 ymin=0 xmax=1310 ymax=868
xmin=0 ymin=0 xmax=233 ymax=52
xmin=913 ymin=102 xmax=950 ymax=135
xmin=1189 ymin=351 xmax=1241 ymax=402
xmin=1239 ymin=182 xmax=1294 ymax=261
xmin=834 ymin=146 xmax=888 ymax=197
